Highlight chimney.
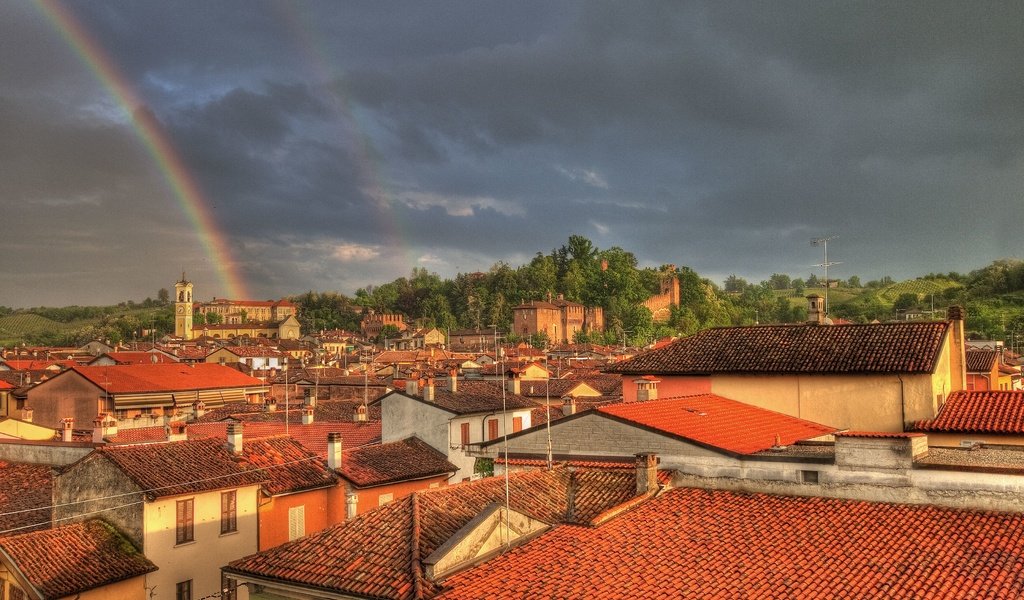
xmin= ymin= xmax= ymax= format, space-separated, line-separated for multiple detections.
xmin=947 ymin=305 xmax=968 ymax=391
xmin=304 ymin=387 xmax=315 ymax=407
xmin=92 ymin=415 xmax=105 ymax=444
xmin=19 ymin=407 xmax=33 ymax=423
xmin=327 ymin=432 xmax=342 ymax=470
xmin=346 ymin=492 xmax=359 ymax=520
xmin=353 ymin=404 xmax=368 ymax=423
xmin=92 ymin=414 xmax=117 ymax=443
xmin=562 ymin=396 xmax=576 ymax=417
xmin=406 ymin=378 xmax=419 ymax=396
xmin=302 ymin=405 xmax=315 ymax=425
xmin=506 ymin=373 xmax=521 ymax=395
xmin=265 ymin=398 xmax=277 ymax=412
xmin=193 ymin=400 xmax=206 ymax=419
xmin=806 ymin=294 xmax=825 ymax=325
xmin=635 ymin=453 xmax=659 ymax=495
xmin=424 ymin=377 xmax=435 ymax=403
xmin=60 ymin=417 xmax=74 ymax=443
xmin=448 ymin=368 xmax=458 ymax=393
xmin=227 ymin=422 xmax=243 ymax=455
xmin=635 ymin=377 xmax=660 ymax=402
xmin=165 ymin=420 xmax=187 ymax=442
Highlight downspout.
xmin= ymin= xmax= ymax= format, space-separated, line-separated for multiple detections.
xmin=897 ymin=374 xmax=906 ymax=431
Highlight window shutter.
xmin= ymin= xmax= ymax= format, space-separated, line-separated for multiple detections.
xmin=288 ymin=505 xmax=305 ymax=540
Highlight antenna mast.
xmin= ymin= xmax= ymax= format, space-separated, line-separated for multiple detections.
xmin=810 ymin=236 xmax=842 ymax=317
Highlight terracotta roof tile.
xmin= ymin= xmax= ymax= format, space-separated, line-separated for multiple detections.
xmin=400 ymin=381 xmax=536 ymax=415
xmin=238 ymin=437 xmax=338 ymax=495
xmin=107 ymin=420 xmax=381 ymax=457
xmin=68 ymin=363 xmax=264 ymax=394
xmin=913 ymin=390 xmax=1024 ymax=434
xmin=966 ymin=349 xmax=1000 ymax=373
xmin=98 ymin=438 xmax=267 ymax=497
xmin=0 ymin=520 xmax=156 ymax=598
xmin=606 ymin=322 xmax=950 ymax=375
xmin=338 ymin=437 xmax=457 ymax=487
xmin=226 ymin=467 xmax=644 ymax=599
xmin=0 ymin=461 xmax=52 ymax=536
xmin=595 ymin=394 xmax=837 ymax=455
xmin=439 ymin=487 xmax=1024 ymax=599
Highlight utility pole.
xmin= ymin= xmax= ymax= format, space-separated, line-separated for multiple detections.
xmin=811 ymin=236 xmax=841 ymax=317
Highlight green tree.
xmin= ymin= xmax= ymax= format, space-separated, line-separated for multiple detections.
xmin=769 ymin=273 xmax=791 ymax=290
xmin=157 ymin=288 xmax=170 ymax=304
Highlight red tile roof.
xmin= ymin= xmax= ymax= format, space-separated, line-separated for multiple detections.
xmin=67 ymin=363 xmax=264 ymax=394
xmin=591 ymin=394 xmax=837 ymax=455
xmin=398 ymin=381 xmax=536 ymax=415
xmin=107 ymin=419 xmax=381 ymax=456
xmin=836 ymin=431 xmax=925 ymax=439
xmin=237 ymin=436 xmax=338 ymax=495
xmin=913 ymin=390 xmax=1024 ymax=434
xmin=0 ymin=520 xmax=157 ymax=598
xmin=0 ymin=461 xmax=52 ymax=536
xmin=338 ymin=437 xmax=457 ymax=488
xmin=966 ymin=349 xmax=999 ymax=373
xmin=226 ymin=467 xmax=646 ymax=599
xmin=606 ymin=322 xmax=951 ymax=375
xmin=98 ymin=351 xmax=178 ymax=365
xmin=439 ymin=487 xmax=1024 ymax=599
xmin=96 ymin=438 xmax=267 ymax=497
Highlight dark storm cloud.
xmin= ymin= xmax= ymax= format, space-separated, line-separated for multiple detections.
xmin=2 ymin=1 xmax=1024 ymax=307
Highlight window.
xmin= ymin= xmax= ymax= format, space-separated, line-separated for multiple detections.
xmin=487 ymin=419 xmax=498 ymax=441
xmin=288 ymin=505 xmax=305 ymax=541
xmin=800 ymin=470 xmax=819 ymax=484
xmin=221 ymin=490 xmax=237 ymax=534
xmin=176 ymin=580 xmax=192 ymax=600
xmin=512 ymin=416 xmax=523 ymax=433
xmin=378 ymin=492 xmax=394 ymax=506
xmin=460 ymin=422 xmax=470 ymax=447
xmin=176 ymin=498 xmax=194 ymax=544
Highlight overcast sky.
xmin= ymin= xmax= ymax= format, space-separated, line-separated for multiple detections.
xmin=3 ymin=2 xmax=1023 ymax=308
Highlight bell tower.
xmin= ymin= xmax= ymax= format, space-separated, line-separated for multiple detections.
xmin=174 ymin=272 xmax=194 ymax=340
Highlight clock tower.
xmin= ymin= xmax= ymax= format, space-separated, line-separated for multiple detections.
xmin=174 ymin=273 xmax=194 ymax=340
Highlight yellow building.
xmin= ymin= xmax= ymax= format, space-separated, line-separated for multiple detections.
xmin=53 ymin=439 xmax=265 ymax=600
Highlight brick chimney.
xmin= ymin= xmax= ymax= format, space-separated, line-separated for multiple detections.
xmin=327 ymin=432 xmax=342 ymax=470
xmin=60 ymin=417 xmax=74 ymax=443
xmin=947 ymin=305 xmax=967 ymax=391
xmin=506 ymin=373 xmax=521 ymax=395
xmin=635 ymin=377 xmax=660 ymax=402
xmin=92 ymin=414 xmax=117 ymax=444
xmin=448 ymin=368 xmax=458 ymax=393
xmin=302 ymin=405 xmax=315 ymax=425
xmin=227 ymin=422 xmax=243 ymax=455
xmin=635 ymin=453 xmax=659 ymax=495
xmin=165 ymin=414 xmax=187 ymax=442
xmin=806 ymin=294 xmax=825 ymax=325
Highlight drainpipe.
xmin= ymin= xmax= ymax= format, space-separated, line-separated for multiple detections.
xmin=897 ymin=374 xmax=906 ymax=431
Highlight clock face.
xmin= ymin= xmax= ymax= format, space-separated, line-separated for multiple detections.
xmin=177 ymin=306 xmax=185 ymax=314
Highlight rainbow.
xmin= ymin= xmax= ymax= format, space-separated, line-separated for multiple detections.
xmin=276 ymin=5 xmax=413 ymax=267
xmin=35 ymin=0 xmax=249 ymax=300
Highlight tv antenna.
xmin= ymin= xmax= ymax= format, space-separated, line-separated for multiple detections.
xmin=810 ymin=236 xmax=842 ymax=316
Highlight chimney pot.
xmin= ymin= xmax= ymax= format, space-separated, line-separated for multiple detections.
xmin=302 ymin=406 xmax=315 ymax=425
xmin=507 ymin=374 xmax=521 ymax=395
xmin=327 ymin=432 xmax=342 ymax=470
xmin=448 ymin=368 xmax=458 ymax=393
xmin=227 ymin=422 xmax=243 ymax=455
xmin=562 ymin=396 xmax=576 ymax=417
xmin=60 ymin=417 xmax=74 ymax=443
xmin=354 ymin=405 xmax=368 ymax=423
